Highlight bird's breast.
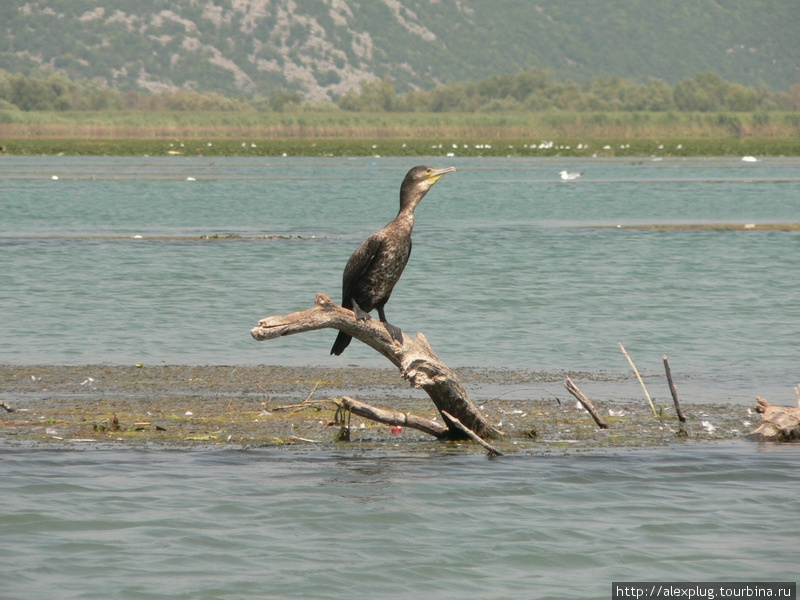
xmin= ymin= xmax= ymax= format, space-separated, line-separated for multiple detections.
xmin=355 ymin=238 xmax=410 ymax=306
xmin=367 ymin=238 xmax=410 ymax=286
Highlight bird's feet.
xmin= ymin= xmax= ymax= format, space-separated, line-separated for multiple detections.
xmin=352 ymin=301 xmax=371 ymax=322
xmin=384 ymin=322 xmax=403 ymax=344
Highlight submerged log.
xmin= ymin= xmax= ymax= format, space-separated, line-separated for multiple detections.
xmin=749 ymin=396 xmax=800 ymax=442
xmin=251 ymin=293 xmax=502 ymax=441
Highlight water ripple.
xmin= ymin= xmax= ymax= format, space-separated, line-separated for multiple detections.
xmin=3 ymin=444 xmax=798 ymax=599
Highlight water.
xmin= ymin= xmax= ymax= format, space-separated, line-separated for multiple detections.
xmin=1 ymin=443 xmax=798 ymax=600
xmin=2 ymin=156 xmax=799 ymax=599
xmin=1 ymin=155 xmax=798 ymax=402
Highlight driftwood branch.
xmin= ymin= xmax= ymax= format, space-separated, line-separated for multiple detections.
xmin=749 ymin=396 xmax=800 ymax=442
xmin=619 ymin=343 xmax=657 ymax=416
xmin=564 ymin=376 xmax=609 ymax=429
xmin=334 ymin=396 xmax=449 ymax=438
xmin=662 ymin=355 xmax=687 ymax=423
xmin=441 ymin=411 xmax=503 ymax=457
xmin=252 ymin=293 xmax=502 ymax=441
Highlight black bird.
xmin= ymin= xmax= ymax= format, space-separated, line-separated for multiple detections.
xmin=330 ymin=165 xmax=456 ymax=355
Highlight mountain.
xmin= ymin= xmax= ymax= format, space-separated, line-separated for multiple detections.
xmin=2 ymin=0 xmax=798 ymax=101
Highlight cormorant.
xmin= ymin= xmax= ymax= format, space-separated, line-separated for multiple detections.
xmin=330 ymin=165 xmax=456 ymax=355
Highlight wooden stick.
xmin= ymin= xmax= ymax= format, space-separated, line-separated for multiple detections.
xmin=564 ymin=376 xmax=609 ymax=429
xmin=662 ymin=355 xmax=687 ymax=423
xmin=252 ymin=293 xmax=501 ymax=440
xmin=335 ymin=396 xmax=449 ymax=439
xmin=441 ymin=411 xmax=503 ymax=456
xmin=619 ymin=343 xmax=657 ymax=416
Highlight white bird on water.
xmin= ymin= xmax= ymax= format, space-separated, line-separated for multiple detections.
xmin=559 ymin=170 xmax=582 ymax=181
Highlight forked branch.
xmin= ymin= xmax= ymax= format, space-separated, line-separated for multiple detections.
xmin=252 ymin=294 xmax=502 ymax=441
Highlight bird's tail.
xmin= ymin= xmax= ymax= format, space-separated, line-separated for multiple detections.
xmin=330 ymin=331 xmax=352 ymax=355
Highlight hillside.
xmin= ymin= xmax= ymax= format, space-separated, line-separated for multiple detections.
xmin=1 ymin=0 xmax=798 ymax=101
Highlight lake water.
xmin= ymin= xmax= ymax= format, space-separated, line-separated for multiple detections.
xmin=1 ymin=156 xmax=798 ymax=598
xmin=2 ymin=444 xmax=799 ymax=600
xmin=1 ymin=155 xmax=798 ymax=402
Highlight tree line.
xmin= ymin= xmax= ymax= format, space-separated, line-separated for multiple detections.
xmin=338 ymin=69 xmax=800 ymax=113
xmin=1 ymin=67 xmax=798 ymax=113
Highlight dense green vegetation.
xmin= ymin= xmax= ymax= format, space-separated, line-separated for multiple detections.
xmin=5 ymin=136 xmax=798 ymax=158
xmin=2 ymin=66 xmax=797 ymax=158
xmin=338 ymin=70 xmax=800 ymax=113
xmin=2 ymin=68 xmax=799 ymax=114
xmin=3 ymin=109 xmax=798 ymax=157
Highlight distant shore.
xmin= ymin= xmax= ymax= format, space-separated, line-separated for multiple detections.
xmin=1 ymin=110 xmax=798 ymax=157
xmin=2 ymin=137 xmax=798 ymax=158
xmin=1 ymin=364 xmax=756 ymax=452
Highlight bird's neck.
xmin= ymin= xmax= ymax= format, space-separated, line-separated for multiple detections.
xmin=399 ymin=187 xmax=426 ymax=215
xmin=393 ymin=208 xmax=416 ymax=232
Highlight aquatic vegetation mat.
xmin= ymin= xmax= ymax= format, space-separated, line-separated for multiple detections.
xmin=0 ymin=365 xmax=761 ymax=453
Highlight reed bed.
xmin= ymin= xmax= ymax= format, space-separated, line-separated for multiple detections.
xmin=2 ymin=110 xmax=799 ymax=156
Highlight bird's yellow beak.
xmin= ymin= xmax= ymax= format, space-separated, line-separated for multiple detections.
xmin=427 ymin=166 xmax=456 ymax=184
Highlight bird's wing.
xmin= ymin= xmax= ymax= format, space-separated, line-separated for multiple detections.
xmin=342 ymin=233 xmax=384 ymax=297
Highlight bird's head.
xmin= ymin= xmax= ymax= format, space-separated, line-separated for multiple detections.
xmin=400 ymin=165 xmax=456 ymax=211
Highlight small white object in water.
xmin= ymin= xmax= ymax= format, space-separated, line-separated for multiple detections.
xmin=701 ymin=420 xmax=716 ymax=433
xmin=559 ymin=170 xmax=582 ymax=181
xmin=608 ymin=408 xmax=625 ymax=417
xmin=186 ymin=176 xmax=196 ymax=181
xmin=51 ymin=175 xmax=59 ymax=180
xmin=184 ymin=411 xmax=193 ymax=416
xmin=743 ymin=223 xmax=756 ymax=229
xmin=133 ymin=235 xmax=143 ymax=239
xmin=741 ymin=155 xmax=758 ymax=162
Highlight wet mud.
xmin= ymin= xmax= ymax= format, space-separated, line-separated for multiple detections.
xmin=1 ymin=364 xmax=761 ymax=453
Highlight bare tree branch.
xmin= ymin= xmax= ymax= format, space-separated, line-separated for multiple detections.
xmin=252 ymin=294 xmax=502 ymax=441
xmin=335 ymin=396 xmax=449 ymax=438
xmin=564 ymin=376 xmax=609 ymax=429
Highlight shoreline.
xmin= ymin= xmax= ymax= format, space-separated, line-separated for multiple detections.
xmin=2 ymin=137 xmax=799 ymax=158
xmin=1 ymin=364 xmax=760 ymax=452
